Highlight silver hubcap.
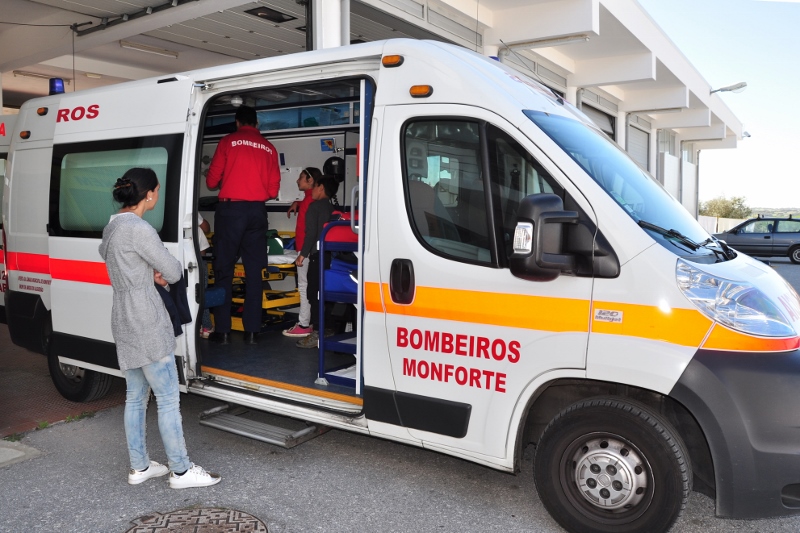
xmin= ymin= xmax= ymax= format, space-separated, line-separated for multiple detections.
xmin=59 ymin=362 xmax=84 ymax=381
xmin=572 ymin=436 xmax=648 ymax=511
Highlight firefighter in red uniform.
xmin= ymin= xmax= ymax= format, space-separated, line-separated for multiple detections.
xmin=206 ymin=105 xmax=280 ymax=345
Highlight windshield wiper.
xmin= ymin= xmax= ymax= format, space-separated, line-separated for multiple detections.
xmin=638 ymin=220 xmax=700 ymax=251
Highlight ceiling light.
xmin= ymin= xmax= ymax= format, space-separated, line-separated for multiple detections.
xmin=710 ymin=82 xmax=747 ymax=94
xmin=119 ymin=40 xmax=179 ymax=59
xmin=510 ymin=34 xmax=589 ymax=50
xmin=244 ymin=7 xmax=297 ymax=23
xmin=85 ymin=72 xmax=102 ymax=79
xmin=230 ymin=95 xmax=243 ymax=107
xmin=13 ymin=70 xmax=71 ymax=84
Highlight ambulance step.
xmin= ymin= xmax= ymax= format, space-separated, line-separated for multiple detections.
xmin=198 ymin=405 xmax=328 ymax=448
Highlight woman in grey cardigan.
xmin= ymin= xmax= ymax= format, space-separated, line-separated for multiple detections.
xmin=99 ymin=167 xmax=220 ymax=489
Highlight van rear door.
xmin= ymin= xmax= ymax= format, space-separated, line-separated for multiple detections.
xmin=47 ymin=78 xmax=195 ymax=376
xmin=0 ymin=114 xmax=15 ymax=321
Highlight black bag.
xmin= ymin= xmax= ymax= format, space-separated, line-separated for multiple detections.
xmin=156 ymin=275 xmax=192 ymax=336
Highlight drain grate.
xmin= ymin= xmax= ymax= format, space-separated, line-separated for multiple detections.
xmin=126 ymin=507 xmax=268 ymax=532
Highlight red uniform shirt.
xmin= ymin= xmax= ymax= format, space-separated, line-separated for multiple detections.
xmin=294 ymin=189 xmax=314 ymax=251
xmin=206 ymin=125 xmax=280 ymax=201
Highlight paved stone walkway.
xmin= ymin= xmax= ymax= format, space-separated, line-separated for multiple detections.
xmin=0 ymin=325 xmax=126 ymax=438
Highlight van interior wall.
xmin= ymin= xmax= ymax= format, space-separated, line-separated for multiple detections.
xmin=198 ymin=132 xmax=352 ymax=236
xmin=198 ymin=132 xmax=356 ymax=293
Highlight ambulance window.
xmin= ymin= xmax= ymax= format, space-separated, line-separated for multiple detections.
xmin=403 ymin=120 xmax=492 ymax=264
xmin=49 ymin=134 xmax=182 ymax=240
xmin=486 ymin=125 xmax=562 ymax=259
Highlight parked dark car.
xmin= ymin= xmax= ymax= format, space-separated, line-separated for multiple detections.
xmin=713 ymin=216 xmax=800 ymax=263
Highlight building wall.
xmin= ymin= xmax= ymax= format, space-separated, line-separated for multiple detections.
xmin=681 ymin=160 xmax=698 ymax=215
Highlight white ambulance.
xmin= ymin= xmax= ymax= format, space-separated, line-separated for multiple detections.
xmin=0 ymin=113 xmax=15 ymax=320
xmin=5 ymin=39 xmax=800 ymax=533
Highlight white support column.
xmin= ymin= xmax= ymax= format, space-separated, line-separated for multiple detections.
xmin=565 ymin=86 xmax=578 ymax=107
xmin=616 ymin=111 xmax=626 ymax=146
xmin=313 ymin=0 xmax=343 ymax=50
xmin=341 ymin=0 xmax=350 ymax=46
xmin=484 ymin=45 xmax=499 ymax=59
xmin=649 ymin=125 xmax=658 ymax=175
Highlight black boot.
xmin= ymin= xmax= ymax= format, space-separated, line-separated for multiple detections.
xmin=209 ymin=332 xmax=230 ymax=345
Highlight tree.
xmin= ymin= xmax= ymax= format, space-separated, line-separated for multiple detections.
xmin=699 ymin=195 xmax=752 ymax=219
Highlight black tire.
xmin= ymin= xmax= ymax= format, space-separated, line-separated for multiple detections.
xmin=47 ymin=350 xmax=114 ymax=403
xmin=790 ymin=246 xmax=800 ymax=264
xmin=42 ymin=313 xmax=114 ymax=402
xmin=533 ymin=397 xmax=691 ymax=533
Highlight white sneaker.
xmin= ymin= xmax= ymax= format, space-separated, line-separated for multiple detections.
xmin=128 ymin=461 xmax=169 ymax=485
xmin=169 ymin=463 xmax=221 ymax=489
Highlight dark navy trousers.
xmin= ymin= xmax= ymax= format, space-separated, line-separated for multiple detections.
xmin=212 ymin=201 xmax=268 ymax=333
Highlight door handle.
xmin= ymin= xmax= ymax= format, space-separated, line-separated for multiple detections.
xmin=187 ymin=262 xmax=197 ymax=272
xmin=390 ymin=258 xmax=415 ymax=304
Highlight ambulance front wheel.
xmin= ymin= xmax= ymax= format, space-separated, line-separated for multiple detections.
xmin=533 ymin=397 xmax=691 ymax=533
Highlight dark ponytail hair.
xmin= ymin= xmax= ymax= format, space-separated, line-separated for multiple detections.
xmin=319 ymin=175 xmax=340 ymax=206
xmin=302 ymin=166 xmax=323 ymax=186
xmin=113 ymin=168 xmax=159 ymax=208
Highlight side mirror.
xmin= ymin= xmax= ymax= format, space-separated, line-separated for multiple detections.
xmin=510 ymin=193 xmax=578 ymax=281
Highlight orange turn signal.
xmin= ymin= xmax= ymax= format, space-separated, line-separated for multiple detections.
xmin=409 ymin=85 xmax=433 ymax=98
xmin=20 ymin=131 xmax=31 ymax=140
xmin=382 ymin=55 xmax=404 ymax=67
xmin=37 ymin=107 xmax=48 ymax=116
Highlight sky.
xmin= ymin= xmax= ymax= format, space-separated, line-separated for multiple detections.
xmin=638 ymin=0 xmax=800 ymax=208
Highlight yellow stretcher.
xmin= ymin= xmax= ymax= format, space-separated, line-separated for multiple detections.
xmin=205 ymin=230 xmax=300 ymax=331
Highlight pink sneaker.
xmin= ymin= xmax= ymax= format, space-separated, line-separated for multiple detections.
xmin=283 ymin=323 xmax=312 ymax=337
xmin=200 ymin=327 xmax=214 ymax=339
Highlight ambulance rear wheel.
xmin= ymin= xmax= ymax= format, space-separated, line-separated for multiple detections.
xmin=533 ymin=397 xmax=691 ymax=533
xmin=48 ymin=351 xmax=113 ymax=403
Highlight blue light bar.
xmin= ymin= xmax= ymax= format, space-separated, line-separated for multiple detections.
xmin=49 ymin=78 xmax=65 ymax=95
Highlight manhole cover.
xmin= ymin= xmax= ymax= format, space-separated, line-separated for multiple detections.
xmin=126 ymin=507 xmax=268 ymax=532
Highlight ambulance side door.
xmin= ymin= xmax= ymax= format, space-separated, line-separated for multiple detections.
xmin=47 ymin=79 xmax=194 ymax=374
xmin=0 ymin=116 xmax=11 ymax=305
xmin=373 ymin=105 xmax=595 ymax=459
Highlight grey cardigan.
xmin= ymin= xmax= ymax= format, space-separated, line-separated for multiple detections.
xmin=98 ymin=213 xmax=182 ymax=371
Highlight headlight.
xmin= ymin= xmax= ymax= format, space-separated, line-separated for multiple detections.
xmin=676 ymin=259 xmax=796 ymax=337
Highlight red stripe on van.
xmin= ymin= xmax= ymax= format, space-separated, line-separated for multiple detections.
xmin=6 ymin=252 xmax=111 ymax=285
xmin=50 ymin=258 xmax=110 ymax=285
xmin=6 ymin=251 xmax=49 ymax=273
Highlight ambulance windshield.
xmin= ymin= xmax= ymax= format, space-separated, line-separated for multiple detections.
xmin=525 ymin=110 xmax=714 ymax=255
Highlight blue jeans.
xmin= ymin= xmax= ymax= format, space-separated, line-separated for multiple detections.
xmin=124 ymin=355 xmax=192 ymax=473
